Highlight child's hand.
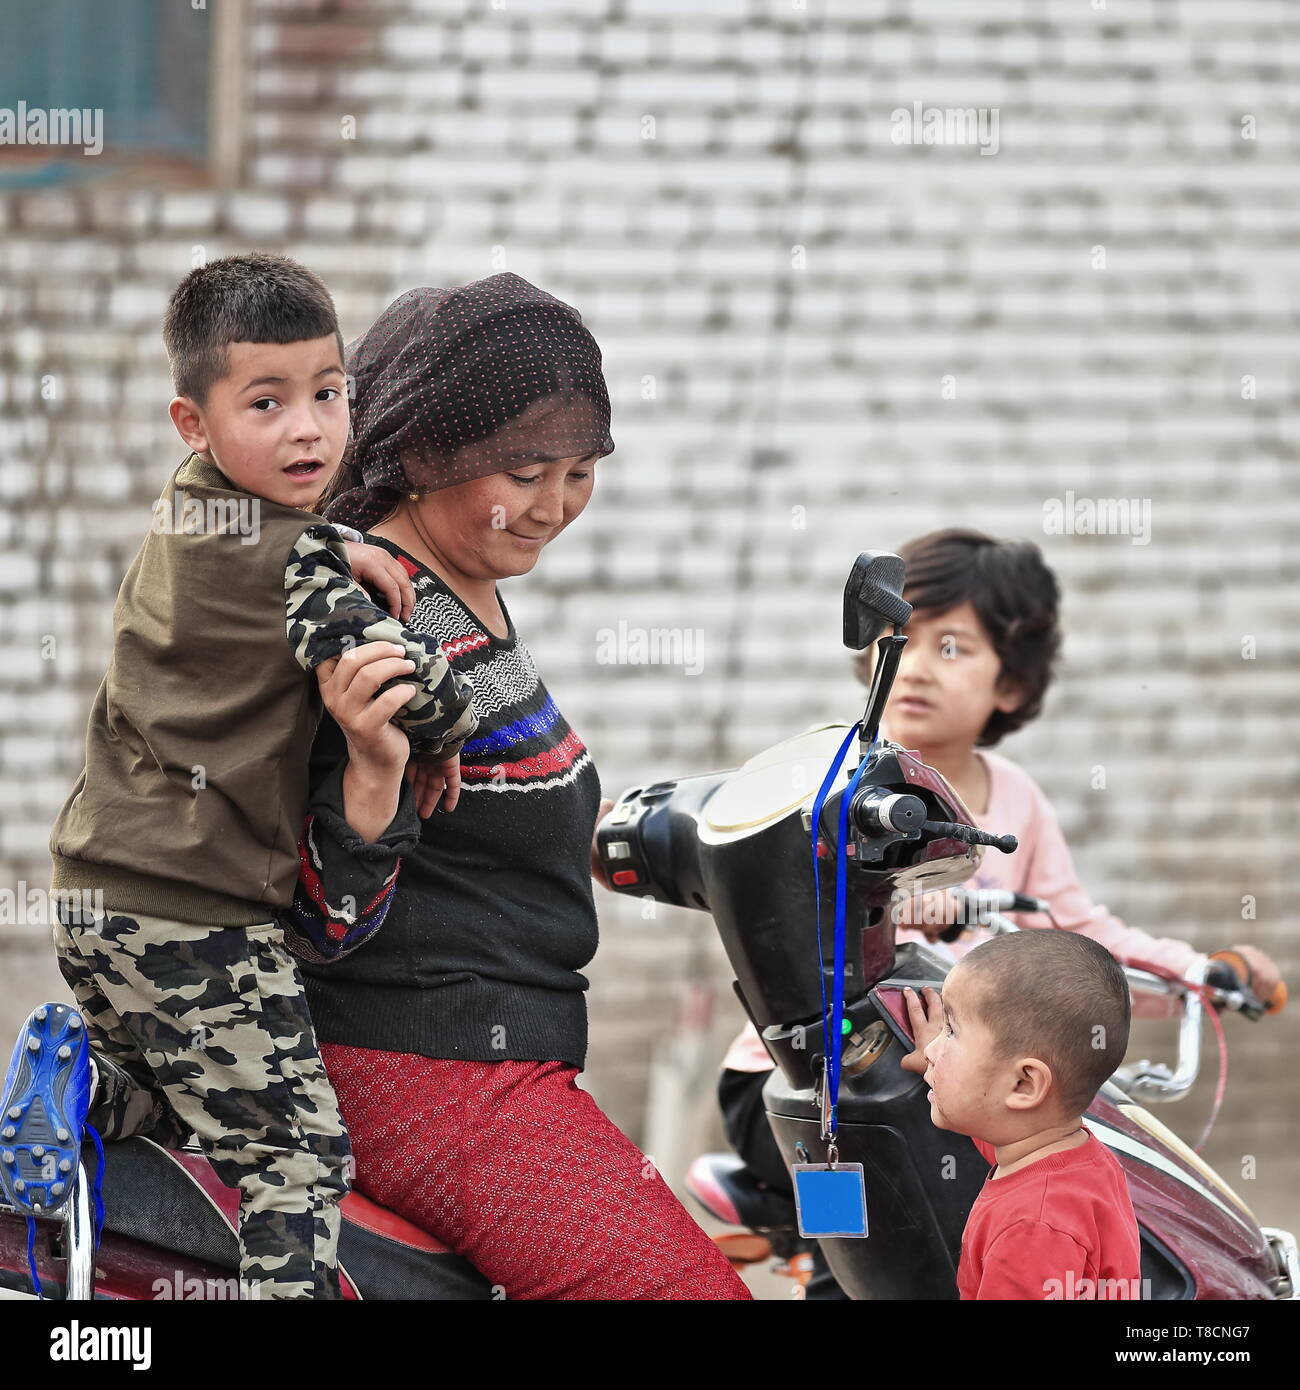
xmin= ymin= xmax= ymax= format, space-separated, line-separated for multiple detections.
xmin=405 ymin=754 xmax=462 ymax=818
xmin=1212 ymin=944 xmax=1287 ymax=1015
xmin=893 ymin=888 xmax=961 ymax=943
xmin=899 ymin=986 xmax=944 ymax=1074
xmin=343 ymin=541 xmax=416 ymax=621
xmin=591 ymin=798 xmax=615 ymax=887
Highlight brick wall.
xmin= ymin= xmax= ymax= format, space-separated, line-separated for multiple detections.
xmin=2 ymin=0 xmax=1297 ymax=1235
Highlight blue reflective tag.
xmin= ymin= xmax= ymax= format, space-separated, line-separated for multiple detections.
xmin=792 ymin=1163 xmax=868 ymax=1238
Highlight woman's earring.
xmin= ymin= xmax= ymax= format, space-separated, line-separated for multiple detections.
xmin=408 ymin=492 xmax=420 ymax=501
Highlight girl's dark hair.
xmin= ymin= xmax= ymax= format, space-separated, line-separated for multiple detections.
xmin=162 ymin=252 xmax=343 ymax=406
xmin=897 ymin=528 xmax=1061 ymax=746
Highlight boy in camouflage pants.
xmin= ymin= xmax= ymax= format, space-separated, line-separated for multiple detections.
xmin=51 ymin=913 xmax=347 ymax=1298
xmin=1 ymin=254 xmax=476 ymax=1298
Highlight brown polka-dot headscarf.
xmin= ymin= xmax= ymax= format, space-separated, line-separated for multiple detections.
xmin=322 ymin=273 xmax=614 ymax=531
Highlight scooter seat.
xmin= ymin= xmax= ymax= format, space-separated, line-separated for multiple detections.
xmin=686 ymin=1152 xmax=797 ymax=1233
xmin=96 ymin=1137 xmax=492 ymax=1300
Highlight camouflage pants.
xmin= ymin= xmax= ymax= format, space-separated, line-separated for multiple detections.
xmin=52 ymin=904 xmax=351 ymax=1300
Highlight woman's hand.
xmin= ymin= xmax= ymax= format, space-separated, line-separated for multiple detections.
xmin=316 ymin=642 xmax=420 ymax=841
xmin=343 ymin=541 xmax=416 ymax=621
xmin=591 ymin=798 xmax=615 ymax=887
xmin=899 ymin=987 xmax=944 ymax=1075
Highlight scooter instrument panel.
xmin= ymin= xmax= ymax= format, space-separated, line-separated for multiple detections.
xmin=699 ymin=724 xmax=854 ymax=842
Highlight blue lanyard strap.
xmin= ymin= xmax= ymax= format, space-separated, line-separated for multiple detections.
xmin=809 ymin=725 xmax=877 ymax=1148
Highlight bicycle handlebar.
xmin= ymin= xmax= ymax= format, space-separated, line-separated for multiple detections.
xmin=942 ymin=894 xmax=1264 ymax=1105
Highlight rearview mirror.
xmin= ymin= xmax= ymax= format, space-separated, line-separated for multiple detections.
xmin=842 ymin=552 xmax=911 ymax=651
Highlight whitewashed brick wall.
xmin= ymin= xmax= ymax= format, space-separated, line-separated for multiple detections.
xmin=1 ymin=0 xmax=1296 ymax=1226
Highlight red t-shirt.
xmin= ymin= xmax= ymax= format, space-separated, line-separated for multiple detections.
xmin=958 ymin=1129 xmax=1143 ymax=1300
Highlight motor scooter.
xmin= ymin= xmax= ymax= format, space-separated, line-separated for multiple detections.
xmin=594 ymin=552 xmax=1297 ymax=1300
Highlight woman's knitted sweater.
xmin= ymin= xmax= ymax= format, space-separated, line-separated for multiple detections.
xmin=286 ymin=537 xmax=603 ymax=1070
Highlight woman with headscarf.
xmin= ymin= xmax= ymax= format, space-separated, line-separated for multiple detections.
xmin=281 ymin=274 xmax=751 ymax=1300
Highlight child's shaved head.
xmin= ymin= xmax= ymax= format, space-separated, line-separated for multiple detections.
xmin=958 ymin=931 xmax=1131 ymax=1114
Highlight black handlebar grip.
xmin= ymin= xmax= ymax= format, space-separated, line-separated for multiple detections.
xmin=922 ymin=820 xmax=1018 ymax=855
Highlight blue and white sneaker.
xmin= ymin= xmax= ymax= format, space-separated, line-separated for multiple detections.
xmin=0 ymin=1003 xmax=93 ymax=1219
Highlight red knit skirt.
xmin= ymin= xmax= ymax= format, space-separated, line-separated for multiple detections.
xmin=320 ymin=1044 xmax=751 ymax=1301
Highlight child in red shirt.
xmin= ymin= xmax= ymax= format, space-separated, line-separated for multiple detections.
xmin=904 ymin=928 xmax=1143 ymax=1300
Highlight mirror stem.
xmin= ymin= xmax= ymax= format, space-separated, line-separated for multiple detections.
xmin=860 ymin=628 xmax=907 ymax=759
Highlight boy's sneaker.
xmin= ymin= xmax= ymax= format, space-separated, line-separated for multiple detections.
xmin=0 ymin=1003 xmax=93 ymax=1218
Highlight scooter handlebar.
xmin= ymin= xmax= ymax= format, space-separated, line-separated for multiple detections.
xmin=921 ymin=819 xmax=1018 ymax=855
xmin=846 ymin=792 xmax=1018 ymax=855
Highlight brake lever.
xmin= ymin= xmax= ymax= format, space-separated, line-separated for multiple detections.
xmin=1222 ymin=986 xmax=1267 ymax=1022
xmin=1205 ymin=960 xmax=1267 ymax=1020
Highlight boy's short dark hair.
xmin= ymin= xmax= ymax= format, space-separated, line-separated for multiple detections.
xmin=162 ymin=252 xmax=343 ymax=406
xmin=898 ymin=527 xmax=1061 ymax=746
xmin=959 ymin=931 xmax=1131 ymax=1115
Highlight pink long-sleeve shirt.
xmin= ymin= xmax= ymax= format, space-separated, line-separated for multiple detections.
xmin=722 ymin=745 xmax=1204 ymax=1072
